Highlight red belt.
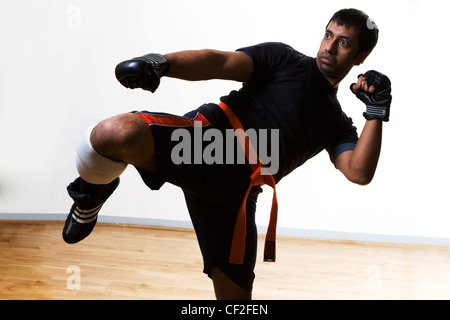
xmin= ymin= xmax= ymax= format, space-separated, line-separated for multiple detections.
xmin=218 ymin=102 xmax=278 ymax=264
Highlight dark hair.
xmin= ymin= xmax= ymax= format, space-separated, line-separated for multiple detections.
xmin=328 ymin=8 xmax=379 ymax=54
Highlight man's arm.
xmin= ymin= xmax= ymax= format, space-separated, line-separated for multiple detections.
xmin=115 ymin=50 xmax=253 ymax=92
xmin=335 ymin=71 xmax=391 ymax=185
xmin=164 ymin=50 xmax=253 ymax=82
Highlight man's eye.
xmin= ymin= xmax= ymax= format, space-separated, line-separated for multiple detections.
xmin=325 ymin=33 xmax=332 ymax=40
xmin=340 ymin=39 xmax=350 ymax=47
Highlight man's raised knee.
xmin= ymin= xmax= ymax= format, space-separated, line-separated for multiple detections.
xmin=90 ymin=113 xmax=156 ymax=172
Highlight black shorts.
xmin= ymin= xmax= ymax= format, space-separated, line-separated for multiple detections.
xmin=132 ymin=104 xmax=262 ymax=292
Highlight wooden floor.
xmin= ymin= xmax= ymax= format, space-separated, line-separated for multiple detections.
xmin=1 ymin=220 xmax=450 ymax=300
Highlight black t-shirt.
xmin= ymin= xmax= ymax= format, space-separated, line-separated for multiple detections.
xmin=197 ymin=42 xmax=359 ymax=183
xmin=222 ymin=42 xmax=358 ymax=182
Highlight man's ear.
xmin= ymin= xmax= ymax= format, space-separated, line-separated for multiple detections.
xmin=354 ymin=51 xmax=369 ymax=66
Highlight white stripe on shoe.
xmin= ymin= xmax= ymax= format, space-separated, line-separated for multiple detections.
xmin=73 ymin=203 xmax=103 ymax=224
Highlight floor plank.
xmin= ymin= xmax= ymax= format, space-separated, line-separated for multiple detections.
xmin=1 ymin=220 xmax=450 ymax=300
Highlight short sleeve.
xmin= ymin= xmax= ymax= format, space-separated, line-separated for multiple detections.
xmin=327 ymin=115 xmax=359 ymax=166
xmin=237 ymin=42 xmax=296 ymax=81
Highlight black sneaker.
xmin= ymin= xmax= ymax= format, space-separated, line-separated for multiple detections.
xmin=62 ymin=177 xmax=120 ymax=244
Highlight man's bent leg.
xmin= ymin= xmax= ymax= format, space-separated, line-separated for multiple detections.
xmin=211 ymin=267 xmax=252 ymax=300
xmin=63 ymin=113 xmax=157 ymax=244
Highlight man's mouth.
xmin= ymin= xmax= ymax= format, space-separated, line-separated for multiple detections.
xmin=320 ymin=54 xmax=336 ymax=65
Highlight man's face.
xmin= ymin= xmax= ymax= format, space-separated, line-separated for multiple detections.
xmin=316 ymin=20 xmax=368 ymax=86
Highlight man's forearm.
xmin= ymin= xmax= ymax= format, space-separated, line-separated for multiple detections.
xmin=349 ymin=119 xmax=382 ymax=184
xmin=164 ymin=50 xmax=222 ymax=81
xmin=164 ymin=50 xmax=252 ymax=82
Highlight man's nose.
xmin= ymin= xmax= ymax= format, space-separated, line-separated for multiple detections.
xmin=325 ymin=40 xmax=338 ymax=54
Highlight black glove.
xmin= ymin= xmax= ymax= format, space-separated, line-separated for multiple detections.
xmin=351 ymin=70 xmax=392 ymax=122
xmin=115 ymin=53 xmax=170 ymax=93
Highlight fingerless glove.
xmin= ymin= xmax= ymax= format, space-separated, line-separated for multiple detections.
xmin=351 ymin=70 xmax=392 ymax=122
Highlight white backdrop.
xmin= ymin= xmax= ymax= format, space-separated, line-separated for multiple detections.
xmin=1 ymin=0 xmax=449 ymax=242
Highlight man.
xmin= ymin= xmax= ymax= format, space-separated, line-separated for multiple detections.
xmin=62 ymin=8 xmax=392 ymax=299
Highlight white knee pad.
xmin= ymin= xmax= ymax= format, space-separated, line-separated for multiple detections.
xmin=76 ymin=126 xmax=128 ymax=185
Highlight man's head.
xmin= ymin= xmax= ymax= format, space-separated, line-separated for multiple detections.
xmin=317 ymin=8 xmax=379 ymax=86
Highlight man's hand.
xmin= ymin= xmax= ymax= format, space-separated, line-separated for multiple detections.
xmin=350 ymin=70 xmax=392 ymax=122
xmin=115 ymin=53 xmax=171 ymax=93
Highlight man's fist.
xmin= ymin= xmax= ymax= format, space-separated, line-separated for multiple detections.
xmin=351 ymin=70 xmax=392 ymax=122
xmin=115 ymin=53 xmax=170 ymax=93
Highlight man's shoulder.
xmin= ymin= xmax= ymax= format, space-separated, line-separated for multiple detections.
xmin=239 ymin=42 xmax=298 ymax=53
xmin=238 ymin=42 xmax=312 ymax=64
